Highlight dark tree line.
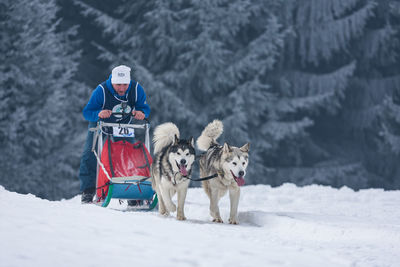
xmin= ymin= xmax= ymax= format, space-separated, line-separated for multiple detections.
xmin=0 ymin=0 xmax=85 ymax=199
xmin=1 ymin=0 xmax=399 ymax=199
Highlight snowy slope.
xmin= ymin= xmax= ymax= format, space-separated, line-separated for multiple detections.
xmin=1 ymin=184 xmax=399 ymax=267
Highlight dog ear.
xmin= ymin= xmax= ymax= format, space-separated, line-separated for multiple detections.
xmin=240 ymin=143 xmax=250 ymax=153
xmin=189 ymin=136 xmax=194 ymax=147
xmin=174 ymin=134 xmax=179 ymax=145
xmin=223 ymin=143 xmax=231 ymax=153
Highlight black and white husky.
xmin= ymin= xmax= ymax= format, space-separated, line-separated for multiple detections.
xmin=197 ymin=120 xmax=250 ymax=224
xmin=151 ymin=122 xmax=195 ymax=220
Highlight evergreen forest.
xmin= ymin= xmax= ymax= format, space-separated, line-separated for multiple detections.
xmin=1 ymin=0 xmax=399 ymax=200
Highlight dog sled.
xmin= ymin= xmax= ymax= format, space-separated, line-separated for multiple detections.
xmin=90 ymin=111 xmax=157 ymax=210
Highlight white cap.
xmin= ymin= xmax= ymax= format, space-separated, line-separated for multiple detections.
xmin=111 ymin=65 xmax=131 ymax=84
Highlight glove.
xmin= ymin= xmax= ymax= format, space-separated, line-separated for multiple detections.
xmin=132 ymin=110 xmax=145 ymax=120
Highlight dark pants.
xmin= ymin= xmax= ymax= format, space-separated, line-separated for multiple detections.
xmin=78 ymin=121 xmax=97 ymax=192
xmin=78 ymin=121 xmax=135 ymax=192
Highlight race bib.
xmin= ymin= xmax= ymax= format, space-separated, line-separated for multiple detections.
xmin=112 ymin=126 xmax=135 ymax=138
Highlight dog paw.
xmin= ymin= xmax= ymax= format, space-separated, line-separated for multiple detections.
xmin=159 ymin=207 xmax=166 ymax=214
xmin=212 ymin=218 xmax=223 ymax=223
xmin=228 ymin=218 xmax=239 ymax=225
xmin=167 ymin=203 xmax=176 ymax=212
xmin=177 ymin=215 xmax=186 ymax=221
xmin=159 ymin=210 xmax=169 ymax=216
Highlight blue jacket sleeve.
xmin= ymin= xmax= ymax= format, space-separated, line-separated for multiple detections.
xmin=82 ymin=86 xmax=104 ymax=122
xmin=135 ymin=83 xmax=151 ymax=118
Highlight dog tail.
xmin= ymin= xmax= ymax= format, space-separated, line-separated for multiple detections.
xmin=196 ymin=119 xmax=223 ymax=151
xmin=153 ymin=122 xmax=180 ymax=154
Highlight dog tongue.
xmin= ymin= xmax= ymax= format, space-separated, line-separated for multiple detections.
xmin=236 ymin=177 xmax=245 ymax=186
xmin=180 ymin=164 xmax=188 ymax=176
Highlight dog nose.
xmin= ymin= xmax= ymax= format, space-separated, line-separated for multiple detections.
xmin=238 ymin=170 xmax=244 ymax=177
xmin=180 ymin=159 xmax=186 ymax=165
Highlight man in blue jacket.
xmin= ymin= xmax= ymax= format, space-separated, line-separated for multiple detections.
xmin=79 ymin=65 xmax=150 ymax=203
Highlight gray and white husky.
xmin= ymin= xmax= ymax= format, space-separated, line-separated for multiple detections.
xmin=197 ymin=120 xmax=249 ymax=224
xmin=151 ymin=122 xmax=195 ymax=220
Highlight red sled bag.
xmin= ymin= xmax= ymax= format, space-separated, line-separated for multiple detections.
xmin=96 ymin=139 xmax=152 ymax=201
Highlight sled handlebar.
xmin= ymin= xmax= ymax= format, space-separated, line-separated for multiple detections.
xmin=99 ymin=111 xmax=149 ymax=123
xmin=95 ymin=111 xmax=151 ymax=150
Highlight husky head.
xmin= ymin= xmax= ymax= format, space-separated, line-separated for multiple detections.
xmin=168 ymin=135 xmax=196 ymax=177
xmin=221 ymin=143 xmax=250 ymax=186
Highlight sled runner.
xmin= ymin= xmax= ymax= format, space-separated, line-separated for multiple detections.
xmin=91 ymin=113 xmax=157 ymax=210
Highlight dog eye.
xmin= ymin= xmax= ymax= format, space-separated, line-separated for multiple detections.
xmin=186 ymin=152 xmax=189 ymax=156
xmin=232 ymin=162 xmax=237 ymax=166
xmin=177 ymin=152 xmax=181 ymax=155
xmin=242 ymin=162 xmax=246 ymax=166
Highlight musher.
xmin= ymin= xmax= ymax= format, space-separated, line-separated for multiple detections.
xmin=78 ymin=65 xmax=150 ymax=203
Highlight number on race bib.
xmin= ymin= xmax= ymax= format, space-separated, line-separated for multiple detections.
xmin=112 ymin=126 xmax=135 ymax=138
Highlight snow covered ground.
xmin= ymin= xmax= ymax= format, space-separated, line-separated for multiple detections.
xmin=1 ymin=184 xmax=399 ymax=267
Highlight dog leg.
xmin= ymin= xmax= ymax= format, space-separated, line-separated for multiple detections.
xmin=176 ymin=185 xmax=188 ymax=221
xmin=159 ymin=182 xmax=176 ymax=212
xmin=210 ymin=188 xmax=223 ymax=223
xmin=228 ymin=186 xmax=240 ymax=224
xmin=156 ymin=187 xmax=168 ymax=216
